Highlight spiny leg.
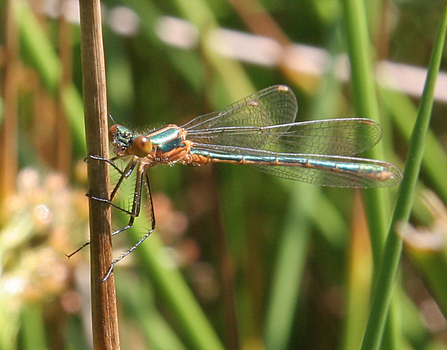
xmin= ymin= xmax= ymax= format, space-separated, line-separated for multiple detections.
xmin=88 ymin=155 xmax=126 ymax=175
xmin=102 ymin=167 xmax=156 ymax=281
xmin=108 ymin=161 xmax=145 ymax=238
xmin=67 ymin=156 xmax=139 ymax=258
xmin=88 ymin=155 xmax=139 ymax=205
xmin=145 ymin=171 xmax=156 ymax=230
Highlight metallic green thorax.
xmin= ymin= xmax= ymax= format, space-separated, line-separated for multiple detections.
xmin=147 ymin=125 xmax=185 ymax=153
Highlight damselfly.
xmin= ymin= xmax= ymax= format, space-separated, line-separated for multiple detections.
xmin=77 ymin=85 xmax=402 ymax=280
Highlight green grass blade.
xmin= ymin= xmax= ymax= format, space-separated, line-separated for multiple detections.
xmin=263 ymin=182 xmax=314 ymax=350
xmin=115 ymin=274 xmax=188 ymax=350
xmin=382 ymin=89 xmax=447 ymax=202
xmin=20 ymin=303 xmax=47 ymax=350
xmin=15 ymin=0 xmax=86 ymax=154
xmin=15 ymin=0 xmax=61 ymax=95
xmin=129 ymin=220 xmax=225 ymax=350
xmin=360 ymin=4 xmax=447 ymax=350
xmin=171 ymin=0 xmax=255 ymax=101
xmin=340 ymin=0 xmax=400 ymax=346
xmin=340 ymin=0 xmax=390 ymax=264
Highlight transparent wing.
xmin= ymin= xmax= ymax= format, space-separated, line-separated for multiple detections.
xmin=182 ymin=85 xmax=298 ymax=132
xmin=262 ymin=118 xmax=383 ymax=155
xmin=188 ymin=118 xmax=383 ymax=156
xmin=182 ymin=86 xmax=382 ymax=156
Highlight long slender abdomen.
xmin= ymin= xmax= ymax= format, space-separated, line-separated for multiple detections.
xmin=190 ymin=149 xmax=395 ymax=181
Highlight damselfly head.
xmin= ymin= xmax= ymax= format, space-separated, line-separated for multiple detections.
xmin=109 ymin=124 xmax=120 ymax=142
xmin=108 ymin=124 xmax=153 ymax=158
xmin=109 ymin=124 xmax=134 ymax=144
xmin=109 ymin=124 xmax=135 ymax=156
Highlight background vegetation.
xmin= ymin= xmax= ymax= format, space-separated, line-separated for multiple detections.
xmin=1 ymin=0 xmax=447 ymax=349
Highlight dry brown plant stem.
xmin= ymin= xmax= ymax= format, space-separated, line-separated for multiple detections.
xmin=79 ymin=0 xmax=120 ymax=348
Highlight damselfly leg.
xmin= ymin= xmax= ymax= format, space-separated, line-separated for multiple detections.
xmin=100 ymin=158 xmax=156 ymax=281
xmin=68 ymin=154 xmax=156 ymax=281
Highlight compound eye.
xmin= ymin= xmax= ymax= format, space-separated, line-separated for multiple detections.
xmin=132 ymin=135 xmax=152 ymax=157
xmin=109 ymin=124 xmax=119 ymax=141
